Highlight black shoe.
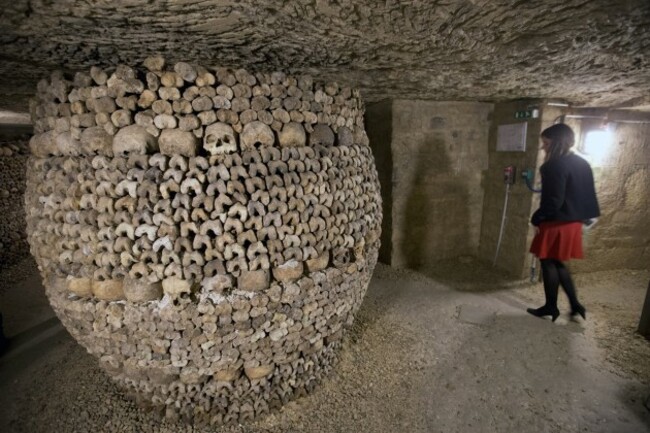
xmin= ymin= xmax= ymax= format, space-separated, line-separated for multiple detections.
xmin=570 ymin=304 xmax=586 ymax=320
xmin=527 ymin=306 xmax=560 ymax=322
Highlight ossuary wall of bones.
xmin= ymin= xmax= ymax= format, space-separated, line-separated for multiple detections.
xmin=25 ymin=57 xmax=382 ymax=424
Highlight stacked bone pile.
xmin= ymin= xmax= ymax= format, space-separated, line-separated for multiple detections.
xmin=0 ymin=138 xmax=30 ymax=267
xmin=25 ymin=57 xmax=381 ymax=424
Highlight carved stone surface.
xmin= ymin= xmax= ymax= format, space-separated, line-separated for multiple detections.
xmin=25 ymin=61 xmax=382 ymax=425
xmin=1 ymin=1 xmax=650 ymax=112
xmin=0 ymin=138 xmax=30 ymax=268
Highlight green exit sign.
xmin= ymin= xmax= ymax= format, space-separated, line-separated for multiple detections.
xmin=515 ymin=109 xmax=539 ymax=119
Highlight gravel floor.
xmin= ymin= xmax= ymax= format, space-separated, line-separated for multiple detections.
xmin=0 ymin=256 xmax=54 ymax=336
xmin=0 ymin=259 xmax=649 ymax=433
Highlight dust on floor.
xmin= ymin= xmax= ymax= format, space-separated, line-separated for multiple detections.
xmin=0 ymin=259 xmax=649 ymax=433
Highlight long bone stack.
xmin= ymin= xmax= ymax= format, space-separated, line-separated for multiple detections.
xmin=25 ymin=57 xmax=382 ymax=425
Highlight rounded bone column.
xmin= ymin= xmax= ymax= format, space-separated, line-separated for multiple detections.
xmin=26 ymin=60 xmax=382 ymax=426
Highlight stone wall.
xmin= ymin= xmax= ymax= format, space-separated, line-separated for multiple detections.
xmin=478 ymin=100 xmax=547 ymax=277
xmin=365 ymin=100 xmax=392 ymax=264
xmin=566 ymin=118 xmax=650 ymax=272
xmin=367 ymin=99 xmax=649 ymax=276
xmin=0 ymin=127 xmax=31 ymax=268
xmin=382 ymin=100 xmax=491 ymax=269
xmin=479 ymin=104 xmax=650 ymax=276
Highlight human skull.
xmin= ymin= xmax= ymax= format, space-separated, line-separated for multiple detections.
xmin=113 ymin=124 xmax=158 ymax=155
xmin=240 ymin=121 xmax=275 ymax=151
xmin=309 ymin=123 xmax=335 ymax=146
xmin=336 ymin=126 xmax=354 ymax=147
xmin=278 ymin=122 xmax=306 ymax=147
xmin=204 ymin=122 xmax=237 ymax=155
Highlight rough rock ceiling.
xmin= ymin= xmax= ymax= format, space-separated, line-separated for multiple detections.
xmin=1 ymin=0 xmax=649 ymax=112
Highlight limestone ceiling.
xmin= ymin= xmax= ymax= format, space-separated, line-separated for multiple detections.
xmin=1 ymin=0 xmax=649 ymax=112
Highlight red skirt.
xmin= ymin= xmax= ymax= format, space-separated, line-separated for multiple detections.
xmin=530 ymin=221 xmax=583 ymax=261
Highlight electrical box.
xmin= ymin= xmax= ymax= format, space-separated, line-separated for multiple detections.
xmin=521 ymin=167 xmax=541 ymax=192
xmin=503 ymin=165 xmax=516 ymax=184
xmin=521 ymin=168 xmax=534 ymax=183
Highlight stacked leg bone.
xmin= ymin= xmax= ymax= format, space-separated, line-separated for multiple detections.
xmin=26 ymin=58 xmax=381 ymax=425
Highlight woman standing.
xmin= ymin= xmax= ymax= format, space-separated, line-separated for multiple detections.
xmin=528 ymin=123 xmax=600 ymax=322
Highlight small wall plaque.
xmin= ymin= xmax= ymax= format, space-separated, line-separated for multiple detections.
xmin=497 ymin=122 xmax=527 ymax=152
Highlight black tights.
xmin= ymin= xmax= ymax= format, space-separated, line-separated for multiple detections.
xmin=540 ymin=259 xmax=581 ymax=310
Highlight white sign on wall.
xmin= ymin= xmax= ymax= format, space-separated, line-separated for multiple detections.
xmin=497 ymin=123 xmax=528 ymax=152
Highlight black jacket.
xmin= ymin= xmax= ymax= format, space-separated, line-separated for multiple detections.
xmin=531 ymin=153 xmax=600 ymax=226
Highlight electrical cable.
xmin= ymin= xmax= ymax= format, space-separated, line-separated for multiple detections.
xmin=493 ymin=182 xmax=511 ymax=266
xmin=523 ymin=172 xmax=541 ymax=193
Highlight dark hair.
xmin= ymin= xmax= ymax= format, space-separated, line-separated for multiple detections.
xmin=541 ymin=123 xmax=574 ymax=161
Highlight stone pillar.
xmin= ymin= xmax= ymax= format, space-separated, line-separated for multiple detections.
xmin=477 ymin=100 xmax=565 ymax=277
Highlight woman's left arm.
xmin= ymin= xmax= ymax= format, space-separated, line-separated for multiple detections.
xmin=531 ymin=162 xmax=567 ymax=225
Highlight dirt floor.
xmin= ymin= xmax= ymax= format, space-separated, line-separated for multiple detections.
xmin=0 ymin=257 xmax=54 ymax=336
xmin=0 ymin=257 xmax=649 ymax=433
